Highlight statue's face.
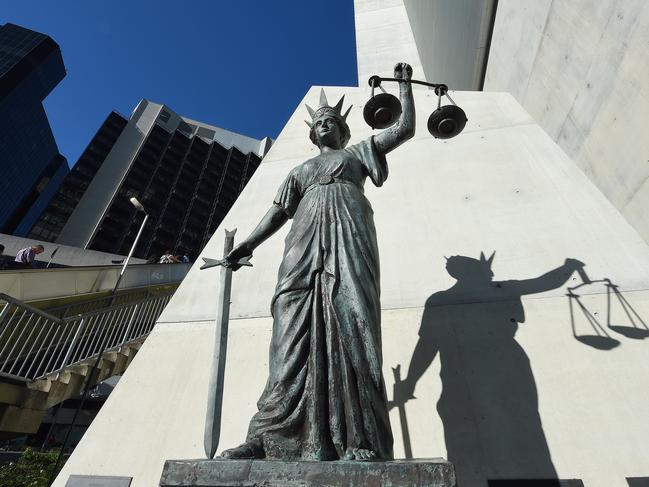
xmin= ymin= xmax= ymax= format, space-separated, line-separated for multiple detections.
xmin=314 ymin=115 xmax=342 ymax=148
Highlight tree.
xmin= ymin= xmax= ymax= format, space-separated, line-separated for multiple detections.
xmin=0 ymin=448 xmax=63 ymax=487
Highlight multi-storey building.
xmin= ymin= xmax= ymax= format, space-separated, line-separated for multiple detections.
xmin=29 ymin=100 xmax=271 ymax=260
xmin=28 ymin=112 xmax=128 ymax=244
xmin=0 ymin=23 xmax=69 ymax=236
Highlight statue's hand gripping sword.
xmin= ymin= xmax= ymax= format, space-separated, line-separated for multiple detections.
xmin=200 ymin=229 xmax=252 ymax=459
xmin=200 ymin=256 xmax=252 ymax=271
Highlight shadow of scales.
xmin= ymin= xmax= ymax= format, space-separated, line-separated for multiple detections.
xmin=567 ymin=268 xmax=649 ymax=350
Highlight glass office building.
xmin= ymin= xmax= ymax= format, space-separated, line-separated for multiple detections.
xmin=0 ymin=23 xmax=68 ymax=235
xmin=30 ymin=100 xmax=271 ymax=261
xmin=28 ymin=112 xmax=128 ymax=243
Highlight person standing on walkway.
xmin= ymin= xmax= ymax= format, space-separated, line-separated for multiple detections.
xmin=159 ymin=250 xmax=180 ymax=263
xmin=14 ymin=244 xmax=44 ymax=269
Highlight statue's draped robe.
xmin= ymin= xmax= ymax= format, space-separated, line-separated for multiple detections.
xmin=246 ymin=138 xmax=394 ymax=460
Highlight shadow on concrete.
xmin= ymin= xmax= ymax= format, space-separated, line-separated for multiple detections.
xmin=568 ymin=278 xmax=649 ymax=349
xmin=391 ymin=252 xmax=586 ymax=486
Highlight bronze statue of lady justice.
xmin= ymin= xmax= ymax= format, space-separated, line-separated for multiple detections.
xmin=221 ymin=62 xmax=416 ymax=462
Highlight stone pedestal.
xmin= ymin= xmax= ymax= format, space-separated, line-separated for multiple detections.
xmin=159 ymin=458 xmax=456 ymax=487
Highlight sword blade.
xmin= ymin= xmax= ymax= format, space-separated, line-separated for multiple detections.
xmin=204 ymin=229 xmax=236 ymax=459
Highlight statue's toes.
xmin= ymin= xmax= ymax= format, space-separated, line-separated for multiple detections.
xmin=219 ymin=444 xmax=257 ymax=459
xmin=219 ymin=448 xmax=240 ymax=459
xmin=345 ymin=448 xmax=377 ymax=461
xmin=359 ymin=449 xmax=375 ymax=461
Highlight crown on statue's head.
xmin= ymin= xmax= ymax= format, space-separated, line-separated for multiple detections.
xmin=304 ymin=89 xmax=353 ymax=128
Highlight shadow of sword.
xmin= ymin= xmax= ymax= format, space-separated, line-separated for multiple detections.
xmin=391 ymin=364 xmax=413 ymax=459
xmin=200 ymin=229 xmax=252 ymax=459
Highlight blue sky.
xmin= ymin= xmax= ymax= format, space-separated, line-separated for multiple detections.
xmin=3 ymin=1 xmax=358 ymax=167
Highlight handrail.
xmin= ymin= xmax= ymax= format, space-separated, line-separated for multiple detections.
xmin=45 ymin=288 xmax=153 ymax=319
xmin=58 ymin=296 xmax=154 ymax=322
xmin=0 ymin=262 xmax=190 ymax=303
xmin=0 ymin=290 xmax=174 ymax=382
xmin=0 ymin=293 xmax=61 ymax=322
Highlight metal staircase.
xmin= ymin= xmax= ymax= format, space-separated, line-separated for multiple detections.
xmin=0 ymin=290 xmax=173 ymax=438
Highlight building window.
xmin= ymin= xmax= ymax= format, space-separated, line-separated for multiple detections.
xmin=177 ymin=120 xmax=194 ymax=135
xmin=196 ymin=126 xmax=215 ymax=140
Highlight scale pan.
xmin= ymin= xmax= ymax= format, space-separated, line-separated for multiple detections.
xmin=363 ymin=93 xmax=402 ymax=129
xmin=427 ymin=104 xmax=467 ymax=139
xmin=609 ymin=325 xmax=649 ymax=339
xmin=574 ymin=335 xmax=620 ymax=350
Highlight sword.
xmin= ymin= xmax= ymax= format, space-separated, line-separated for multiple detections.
xmin=200 ymin=229 xmax=252 ymax=459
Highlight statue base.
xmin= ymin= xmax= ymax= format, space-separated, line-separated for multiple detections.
xmin=159 ymin=458 xmax=456 ymax=487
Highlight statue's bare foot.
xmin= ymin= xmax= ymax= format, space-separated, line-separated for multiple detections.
xmin=343 ymin=447 xmax=378 ymax=461
xmin=219 ymin=442 xmax=263 ymax=459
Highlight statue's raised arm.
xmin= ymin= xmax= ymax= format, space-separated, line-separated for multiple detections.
xmin=373 ymin=62 xmax=416 ymax=155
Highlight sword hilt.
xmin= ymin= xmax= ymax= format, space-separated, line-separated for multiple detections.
xmin=200 ymin=256 xmax=253 ymax=270
xmin=201 ymin=229 xmax=253 ymax=271
xmin=391 ymin=364 xmax=416 ymax=407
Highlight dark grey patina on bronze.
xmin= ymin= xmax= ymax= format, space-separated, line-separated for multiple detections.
xmin=160 ymin=458 xmax=456 ymax=487
xmin=220 ymin=63 xmax=416 ymax=462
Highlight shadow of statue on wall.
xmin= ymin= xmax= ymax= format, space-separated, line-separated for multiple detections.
xmin=391 ymin=252 xmax=586 ymax=485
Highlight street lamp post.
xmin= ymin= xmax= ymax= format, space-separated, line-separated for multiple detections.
xmin=111 ymin=197 xmax=149 ymax=300
xmin=47 ymin=196 xmax=150 ymax=486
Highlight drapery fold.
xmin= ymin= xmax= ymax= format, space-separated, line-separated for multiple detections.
xmin=246 ymin=138 xmax=393 ymax=460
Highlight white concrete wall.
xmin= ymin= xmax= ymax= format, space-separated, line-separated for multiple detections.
xmin=355 ymin=0 xmax=496 ymax=90
xmin=403 ymin=0 xmax=496 ymax=90
xmin=55 ymin=87 xmax=649 ymax=487
xmin=484 ymin=0 xmax=649 ymax=245
xmin=354 ymin=0 xmax=423 ymax=84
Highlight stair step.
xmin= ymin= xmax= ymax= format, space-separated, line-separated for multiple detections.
xmin=0 ymin=405 xmax=44 ymax=436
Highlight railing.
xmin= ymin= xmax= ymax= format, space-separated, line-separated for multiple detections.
xmin=0 ymin=263 xmax=190 ymax=303
xmin=0 ymin=291 xmax=173 ymax=382
xmin=45 ymin=289 xmax=153 ymax=319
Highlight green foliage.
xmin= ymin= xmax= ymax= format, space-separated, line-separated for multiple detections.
xmin=0 ymin=448 xmax=62 ymax=487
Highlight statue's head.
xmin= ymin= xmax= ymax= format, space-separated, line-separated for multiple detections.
xmin=305 ymin=89 xmax=352 ymax=149
xmin=445 ymin=251 xmax=495 ymax=282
